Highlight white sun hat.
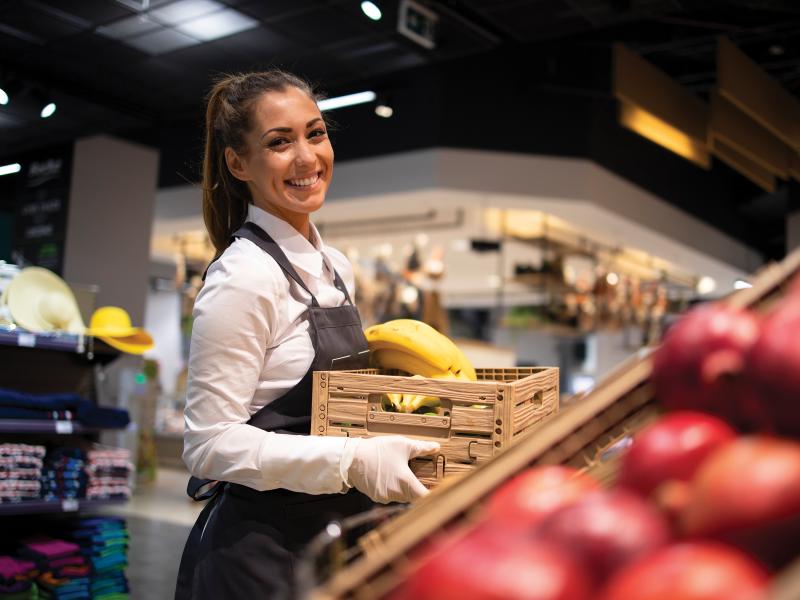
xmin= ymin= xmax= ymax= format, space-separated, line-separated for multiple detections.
xmin=6 ymin=267 xmax=86 ymax=334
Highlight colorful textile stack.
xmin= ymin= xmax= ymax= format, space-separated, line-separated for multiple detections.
xmin=68 ymin=518 xmax=129 ymax=600
xmin=40 ymin=449 xmax=86 ymax=502
xmin=0 ymin=389 xmax=129 ymax=429
xmin=84 ymin=449 xmax=131 ymax=502
xmin=0 ymin=444 xmax=45 ymax=504
xmin=0 ymin=556 xmax=39 ymax=599
xmin=20 ymin=537 xmax=89 ymax=600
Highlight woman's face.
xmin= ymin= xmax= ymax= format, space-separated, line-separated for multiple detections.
xmin=227 ymin=86 xmax=333 ymax=227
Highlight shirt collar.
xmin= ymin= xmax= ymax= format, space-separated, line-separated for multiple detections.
xmin=247 ymin=204 xmax=324 ymax=279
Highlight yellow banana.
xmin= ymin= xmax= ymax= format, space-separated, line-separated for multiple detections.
xmin=385 ymin=392 xmax=404 ymax=411
xmin=365 ymin=320 xmax=456 ymax=374
xmin=404 ymin=393 xmax=441 ymax=412
xmin=371 ymin=348 xmax=449 ymax=379
xmin=375 ymin=319 xmax=477 ymax=381
xmin=450 ymin=343 xmax=477 ymax=381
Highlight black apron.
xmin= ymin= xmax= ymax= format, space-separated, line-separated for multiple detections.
xmin=175 ymin=222 xmax=372 ymax=600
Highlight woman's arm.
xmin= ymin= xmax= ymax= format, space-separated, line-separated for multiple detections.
xmin=182 ymin=245 xmax=351 ymax=494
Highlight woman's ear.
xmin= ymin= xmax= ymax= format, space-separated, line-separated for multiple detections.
xmin=224 ymin=147 xmax=250 ymax=182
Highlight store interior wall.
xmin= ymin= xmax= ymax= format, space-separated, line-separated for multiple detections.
xmin=63 ymin=135 xmax=159 ymax=325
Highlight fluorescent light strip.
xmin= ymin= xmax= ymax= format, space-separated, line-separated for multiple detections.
xmin=317 ymin=91 xmax=376 ymax=111
xmin=0 ymin=163 xmax=22 ymax=176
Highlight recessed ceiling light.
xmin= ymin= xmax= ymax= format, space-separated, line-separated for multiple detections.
xmin=40 ymin=102 xmax=56 ymax=118
xmin=0 ymin=88 xmax=7 ymax=105
xmin=696 ymin=276 xmax=717 ymax=295
xmin=361 ymin=1 xmax=382 ymax=21
xmin=317 ymin=91 xmax=376 ymax=111
xmin=96 ymin=14 xmax=161 ymax=40
xmin=175 ymin=8 xmax=258 ymax=41
xmin=125 ymin=28 xmax=200 ymax=55
xmin=375 ymin=104 xmax=393 ymax=118
xmin=148 ymin=0 xmax=223 ymax=26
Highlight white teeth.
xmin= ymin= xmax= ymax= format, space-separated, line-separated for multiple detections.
xmin=289 ymin=174 xmax=319 ymax=187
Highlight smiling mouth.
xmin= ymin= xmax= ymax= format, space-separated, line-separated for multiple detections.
xmin=286 ymin=171 xmax=322 ymax=189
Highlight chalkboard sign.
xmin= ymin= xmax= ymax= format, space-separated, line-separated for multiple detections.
xmin=11 ymin=145 xmax=73 ymax=275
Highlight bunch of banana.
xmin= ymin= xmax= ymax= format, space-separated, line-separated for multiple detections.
xmin=365 ymin=319 xmax=477 ymax=381
xmin=366 ymin=319 xmax=478 ymax=414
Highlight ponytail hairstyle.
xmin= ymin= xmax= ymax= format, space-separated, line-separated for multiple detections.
xmin=202 ymin=70 xmax=319 ymax=258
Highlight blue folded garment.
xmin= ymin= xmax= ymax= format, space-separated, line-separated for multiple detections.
xmin=0 ymin=389 xmax=129 ymax=428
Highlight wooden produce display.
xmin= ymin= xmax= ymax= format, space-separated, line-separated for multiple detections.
xmin=311 ymin=367 xmax=559 ymax=487
xmin=306 ymin=248 xmax=800 ymax=600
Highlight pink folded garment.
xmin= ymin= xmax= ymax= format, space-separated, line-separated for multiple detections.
xmin=0 ymin=556 xmax=36 ymax=579
xmin=23 ymin=538 xmax=80 ymax=560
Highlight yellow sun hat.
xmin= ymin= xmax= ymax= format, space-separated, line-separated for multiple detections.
xmin=86 ymin=306 xmax=154 ymax=355
xmin=6 ymin=267 xmax=86 ymax=334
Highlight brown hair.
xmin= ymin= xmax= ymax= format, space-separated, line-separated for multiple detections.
xmin=202 ymin=70 xmax=319 ymax=257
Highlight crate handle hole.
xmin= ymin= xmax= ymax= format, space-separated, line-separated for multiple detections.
xmin=531 ymin=391 xmax=544 ymax=407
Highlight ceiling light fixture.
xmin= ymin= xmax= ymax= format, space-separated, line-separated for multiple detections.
xmin=0 ymin=163 xmax=21 ymax=176
xmin=0 ymin=87 xmax=7 ymax=105
xmin=696 ymin=276 xmax=717 ymax=295
xmin=375 ymin=104 xmax=393 ymax=118
xmin=317 ymin=91 xmax=376 ymax=111
xmin=734 ymin=279 xmax=753 ymax=289
xmin=40 ymin=101 xmax=56 ymax=119
xmin=361 ymin=1 xmax=382 ymax=21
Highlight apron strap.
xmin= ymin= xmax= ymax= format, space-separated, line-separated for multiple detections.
xmin=235 ymin=222 xmax=321 ymax=307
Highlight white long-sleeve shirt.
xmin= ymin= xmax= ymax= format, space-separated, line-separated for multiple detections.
xmin=182 ymin=204 xmax=356 ymax=494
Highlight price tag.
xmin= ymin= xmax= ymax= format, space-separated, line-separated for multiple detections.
xmin=55 ymin=421 xmax=73 ymax=434
xmin=17 ymin=333 xmax=36 ymax=348
xmin=61 ymin=499 xmax=79 ymax=512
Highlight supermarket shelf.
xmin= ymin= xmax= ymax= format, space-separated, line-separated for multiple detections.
xmin=0 ymin=329 xmax=85 ymax=353
xmin=0 ymin=497 xmax=127 ymax=516
xmin=0 ymin=329 xmax=121 ymax=363
xmin=0 ymin=420 xmax=130 ymax=435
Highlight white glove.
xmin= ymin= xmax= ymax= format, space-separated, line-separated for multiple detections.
xmin=342 ymin=436 xmax=440 ymax=504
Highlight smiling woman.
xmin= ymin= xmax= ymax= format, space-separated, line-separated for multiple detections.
xmin=174 ymin=70 xmax=438 ymax=600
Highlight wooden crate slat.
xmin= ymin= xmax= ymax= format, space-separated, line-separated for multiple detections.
xmin=326 ymin=398 xmax=369 ymax=425
xmin=449 ymin=406 xmax=494 ymax=433
xmin=512 ymin=388 xmax=559 ymax=434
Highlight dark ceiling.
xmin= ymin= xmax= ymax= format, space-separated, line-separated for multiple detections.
xmin=2 ymin=0 xmax=800 ymax=260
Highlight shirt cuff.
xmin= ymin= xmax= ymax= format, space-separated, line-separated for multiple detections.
xmin=257 ymin=432 xmax=351 ymax=495
xmin=340 ymin=437 xmax=362 ymax=488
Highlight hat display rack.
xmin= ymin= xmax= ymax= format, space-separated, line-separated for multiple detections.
xmin=0 ymin=266 xmax=154 ymax=356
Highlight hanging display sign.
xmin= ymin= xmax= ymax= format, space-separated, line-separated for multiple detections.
xmin=11 ymin=145 xmax=73 ymax=275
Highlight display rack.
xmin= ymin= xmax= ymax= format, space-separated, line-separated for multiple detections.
xmin=0 ymin=498 xmax=126 ymax=517
xmin=0 ymin=419 xmax=129 ymax=435
xmin=307 ymin=248 xmax=800 ymax=600
xmin=0 ymin=326 xmax=128 ymax=518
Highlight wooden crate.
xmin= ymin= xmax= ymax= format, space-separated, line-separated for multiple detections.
xmin=306 ymin=248 xmax=800 ymax=600
xmin=311 ymin=367 xmax=559 ymax=487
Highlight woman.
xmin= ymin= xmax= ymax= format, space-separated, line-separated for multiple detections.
xmin=174 ymin=71 xmax=439 ymax=600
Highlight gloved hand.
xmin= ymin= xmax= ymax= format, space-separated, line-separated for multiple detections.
xmin=342 ymin=436 xmax=440 ymax=504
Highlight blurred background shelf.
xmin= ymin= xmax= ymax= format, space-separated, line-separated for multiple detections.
xmin=0 ymin=419 xmax=130 ymax=435
xmin=0 ymin=497 xmax=127 ymax=516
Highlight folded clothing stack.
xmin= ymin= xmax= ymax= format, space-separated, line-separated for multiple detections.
xmin=40 ymin=449 xmax=86 ymax=502
xmin=68 ymin=518 xmax=129 ymax=600
xmin=0 ymin=445 xmax=45 ymax=504
xmin=0 ymin=389 xmax=129 ymax=429
xmin=84 ymin=449 xmax=131 ymax=502
xmin=19 ymin=537 xmax=89 ymax=600
xmin=0 ymin=556 xmax=39 ymax=599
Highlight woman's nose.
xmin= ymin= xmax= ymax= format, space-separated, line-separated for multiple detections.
xmin=295 ymin=139 xmax=315 ymax=166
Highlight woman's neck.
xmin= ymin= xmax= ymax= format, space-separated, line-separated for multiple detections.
xmin=253 ymin=202 xmax=311 ymax=242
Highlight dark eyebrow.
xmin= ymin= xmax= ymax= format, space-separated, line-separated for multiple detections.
xmin=260 ymin=118 xmax=324 ymax=141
